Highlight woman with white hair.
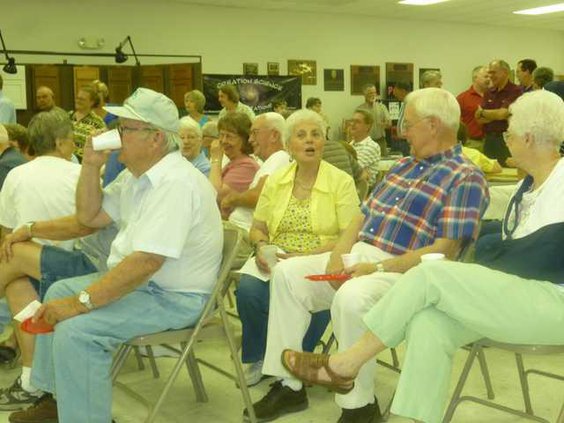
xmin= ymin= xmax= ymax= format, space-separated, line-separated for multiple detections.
xmin=236 ymin=109 xmax=360 ymax=386
xmin=281 ymin=90 xmax=564 ymax=423
xmin=179 ymin=116 xmax=210 ymax=176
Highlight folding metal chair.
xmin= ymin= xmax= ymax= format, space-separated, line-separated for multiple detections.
xmin=443 ymin=339 xmax=564 ymax=423
xmin=110 ymin=227 xmax=257 ymax=423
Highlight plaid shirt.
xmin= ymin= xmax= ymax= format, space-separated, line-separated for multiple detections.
xmin=359 ymin=144 xmax=489 ymax=255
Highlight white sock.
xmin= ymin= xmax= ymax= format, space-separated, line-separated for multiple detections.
xmin=20 ymin=367 xmax=39 ymax=393
xmin=281 ymin=377 xmax=303 ymax=391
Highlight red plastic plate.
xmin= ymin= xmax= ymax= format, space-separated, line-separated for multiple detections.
xmin=305 ymin=274 xmax=351 ymax=282
xmin=21 ymin=317 xmax=54 ymax=334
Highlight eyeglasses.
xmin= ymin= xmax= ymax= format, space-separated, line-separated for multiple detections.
xmin=117 ymin=125 xmax=158 ymax=137
xmin=250 ymin=128 xmax=269 ymax=136
xmin=399 ymin=117 xmax=429 ymax=137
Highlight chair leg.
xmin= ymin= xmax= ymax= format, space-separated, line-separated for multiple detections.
xmin=515 ymin=353 xmax=534 ymax=415
xmin=322 ymin=333 xmax=336 ymax=354
xmin=111 ymin=344 xmax=133 ymax=382
xmin=183 ymin=345 xmax=208 ymax=403
xmin=390 ymin=347 xmax=400 ymax=370
xmin=476 ymin=346 xmax=495 ymax=400
xmin=133 ymin=346 xmax=145 ymax=371
xmin=144 ymin=345 xmax=160 ymax=379
xmin=442 ymin=343 xmax=480 ymax=423
xmin=220 ymin=305 xmax=257 ymax=423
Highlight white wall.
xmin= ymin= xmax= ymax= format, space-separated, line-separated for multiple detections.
xmin=3 ymin=0 xmax=564 ymax=136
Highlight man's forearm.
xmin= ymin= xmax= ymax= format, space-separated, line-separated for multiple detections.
xmin=85 ymin=252 xmax=165 ymax=308
xmin=381 ymin=238 xmax=462 ymax=273
xmin=76 ymin=164 xmax=104 ymax=225
xmin=30 ymin=216 xmax=97 ymax=241
xmin=481 ymin=108 xmax=509 ymax=122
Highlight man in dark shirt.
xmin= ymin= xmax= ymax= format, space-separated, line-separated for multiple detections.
xmin=0 ymin=124 xmax=26 ymax=190
xmin=475 ymin=60 xmax=521 ymax=166
xmin=516 ymin=59 xmax=537 ymax=93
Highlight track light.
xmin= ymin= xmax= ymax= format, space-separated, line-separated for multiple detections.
xmin=0 ymin=30 xmax=17 ymax=74
xmin=114 ymin=36 xmax=140 ymax=66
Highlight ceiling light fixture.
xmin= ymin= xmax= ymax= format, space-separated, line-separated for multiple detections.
xmin=0 ymin=30 xmax=17 ymax=74
xmin=398 ymin=0 xmax=450 ymax=5
xmin=513 ymin=3 xmax=564 ymax=15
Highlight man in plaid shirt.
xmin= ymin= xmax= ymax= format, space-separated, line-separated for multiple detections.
xmin=246 ymin=88 xmax=489 ymax=423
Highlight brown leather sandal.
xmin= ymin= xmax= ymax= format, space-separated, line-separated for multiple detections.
xmin=281 ymin=349 xmax=355 ymax=394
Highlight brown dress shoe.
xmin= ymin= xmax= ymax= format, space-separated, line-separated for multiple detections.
xmin=8 ymin=394 xmax=58 ymax=423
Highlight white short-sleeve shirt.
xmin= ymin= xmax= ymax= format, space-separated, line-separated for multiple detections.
xmin=102 ymin=152 xmax=223 ymax=294
xmin=351 ymin=136 xmax=381 ymax=186
xmin=0 ymin=156 xmax=81 ymax=251
xmin=228 ymin=150 xmax=291 ymax=232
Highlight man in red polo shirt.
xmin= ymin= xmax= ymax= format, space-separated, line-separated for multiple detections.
xmin=456 ymin=65 xmax=490 ymax=151
xmin=475 ymin=59 xmax=522 ymax=166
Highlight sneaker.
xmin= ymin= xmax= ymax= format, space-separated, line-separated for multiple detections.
xmin=244 ymin=360 xmax=269 ymax=387
xmin=243 ymin=380 xmax=308 ymax=422
xmin=0 ymin=378 xmax=43 ymax=411
xmin=8 ymin=393 xmax=57 ymax=423
xmin=338 ymin=397 xmax=383 ymax=423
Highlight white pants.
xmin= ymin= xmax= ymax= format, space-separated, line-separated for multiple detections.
xmin=263 ymin=241 xmax=400 ymax=409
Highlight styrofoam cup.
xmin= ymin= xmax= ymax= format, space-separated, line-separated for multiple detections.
xmin=260 ymin=245 xmax=278 ymax=269
xmin=92 ymin=129 xmax=122 ymax=151
xmin=341 ymin=253 xmax=361 ymax=269
xmin=420 ymin=253 xmax=445 ymax=262
xmin=14 ymin=300 xmax=42 ymax=322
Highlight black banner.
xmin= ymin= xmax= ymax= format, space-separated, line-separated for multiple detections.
xmin=203 ymin=74 xmax=302 ymax=114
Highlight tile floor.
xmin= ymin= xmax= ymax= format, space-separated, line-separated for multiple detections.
xmin=0 ymin=320 xmax=562 ymax=423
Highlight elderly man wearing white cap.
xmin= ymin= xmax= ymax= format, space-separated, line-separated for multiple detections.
xmin=9 ymin=88 xmax=223 ymax=423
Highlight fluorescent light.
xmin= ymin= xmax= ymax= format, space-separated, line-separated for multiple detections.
xmin=513 ymin=3 xmax=564 ymax=15
xmin=398 ymin=0 xmax=450 ymax=5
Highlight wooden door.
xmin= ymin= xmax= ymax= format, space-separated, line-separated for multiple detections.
xmin=73 ymin=66 xmax=100 ymax=95
xmin=168 ymin=64 xmax=193 ymax=107
xmin=107 ymin=66 xmax=133 ymax=104
xmin=139 ymin=66 xmax=164 ymax=93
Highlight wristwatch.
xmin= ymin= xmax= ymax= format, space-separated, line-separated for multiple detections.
xmin=375 ymin=262 xmax=385 ymax=273
xmin=78 ymin=290 xmax=95 ymax=311
xmin=24 ymin=221 xmax=35 ymax=237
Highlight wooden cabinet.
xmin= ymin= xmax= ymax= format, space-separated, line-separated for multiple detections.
xmin=168 ymin=64 xmax=193 ymax=107
xmin=73 ymin=66 xmax=100 ymax=95
xmin=107 ymin=67 xmax=133 ymax=104
xmin=138 ymin=66 xmax=164 ymax=94
xmin=31 ymin=65 xmax=61 ymax=108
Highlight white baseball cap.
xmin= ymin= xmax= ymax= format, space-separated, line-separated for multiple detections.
xmin=104 ymin=88 xmax=180 ymax=133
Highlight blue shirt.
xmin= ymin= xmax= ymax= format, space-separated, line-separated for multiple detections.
xmin=0 ymin=147 xmax=26 ymax=189
xmin=189 ymin=151 xmax=211 ymax=177
xmin=0 ymin=92 xmax=16 ymax=124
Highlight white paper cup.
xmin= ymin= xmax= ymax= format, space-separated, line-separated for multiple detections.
xmin=341 ymin=253 xmax=361 ymax=269
xmin=92 ymin=129 xmax=122 ymax=151
xmin=13 ymin=300 xmax=42 ymax=322
xmin=260 ymin=245 xmax=278 ymax=269
xmin=420 ymin=253 xmax=445 ymax=262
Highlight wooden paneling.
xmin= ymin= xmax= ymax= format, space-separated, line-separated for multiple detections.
xmin=168 ymin=64 xmax=193 ymax=107
xmin=107 ymin=67 xmax=133 ymax=104
xmin=73 ymin=66 xmax=100 ymax=96
xmin=139 ymin=66 xmax=164 ymax=94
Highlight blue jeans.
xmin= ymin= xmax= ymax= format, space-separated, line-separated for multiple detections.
xmin=236 ymin=274 xmax=330 ymax=363
xmin=31 ymin=273 xmax=208 ymax=423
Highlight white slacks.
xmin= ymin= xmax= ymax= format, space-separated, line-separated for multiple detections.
xmin=262 ymin=241 xmax=399 ymax=409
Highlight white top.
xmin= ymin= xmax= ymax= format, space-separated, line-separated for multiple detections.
xmin=102 ymin=151 xmax=223 ymax=294
xmin=228 ymin=150 xmax=291 ymax=232
xmin=351 ymin=136 xmax=381 ymax=186
xmin=0 ymin=156 xmax=81 ymax=251
xmin=504 ymin=158 xmax=564 ymax=240
xmin=218 ymin=102 xmax=256 ymax=121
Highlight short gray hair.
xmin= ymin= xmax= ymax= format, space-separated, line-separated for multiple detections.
xmin=28 ymin=109 xmax=73 ymax=156
xmin=202 ymin=120 xmax=218 ymax=138
xmin=532 ymin=67 xmax=554 ymax=89
xmin=472 ymin=65 xmax=487 ymax=80
xmin=420 ymin=70 xmax=442 ymax=88
xmin=405 ymin=88 xmax=460 ymax=131
xmin=179 ymin=116 xmax=203 ymax=138
xmin=362 ymin=83 xmax=377 ymax=95
xmin=490 ymin=59 xmax=511 ymax=72
xmin=285 ymin=109 xmax=327 ymax=145
xmin=259 ymin=112 xmax=286 ymax=145
xmin=184 ymin=90 xmax=206 ymax=113
xmin=508 ymin=90 xmax=564 ymax=152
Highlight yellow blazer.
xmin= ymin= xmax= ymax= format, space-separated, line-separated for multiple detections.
xmin=254 ymin=160 xmax=360 ymax=245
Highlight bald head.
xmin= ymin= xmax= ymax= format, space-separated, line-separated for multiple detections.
xmin=36 ymin=86 xmax=56 ymax=111
xmin=488 ymin=60 xmax=511 ymax=89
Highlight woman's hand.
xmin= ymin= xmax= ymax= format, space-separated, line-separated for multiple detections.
xmin=345 ymin=262 xmax=377 ymax=278
xmin=209 ymin=139 xmax=224 ymax=162
xmin=255 ymin=249 xmax=271 ymax=274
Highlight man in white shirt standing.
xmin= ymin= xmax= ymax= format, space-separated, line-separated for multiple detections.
xmin=350 ymin=109 xmax=381 ymax=188
xmin=9 ymin=88 xmax=223 ymax=423
xmin=0 ymin=75 xmax=16 ymax=124
xmin=222 ymin=112 xmax=290 ymax=264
